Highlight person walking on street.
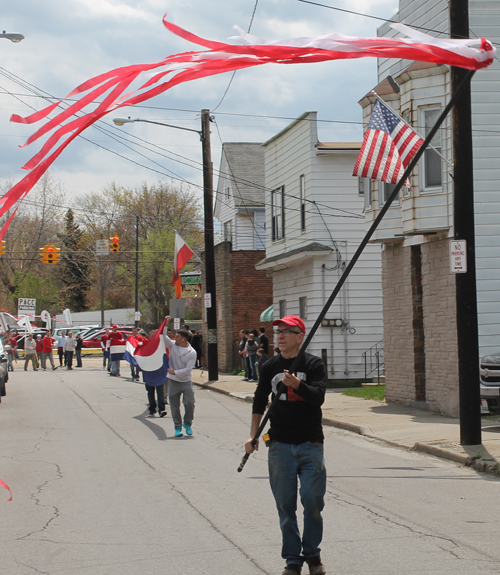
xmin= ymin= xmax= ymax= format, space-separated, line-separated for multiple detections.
xmin=108 ymin=325 xmax=122 ymax=376
xmin=42 ymin=332 xmax=58 ymax=371
xmin=238 ymin=330 xmax=251 ymax=381
xmin=245 ymin=333 xmax=259 ymax=381
xmin=130 ymin=327 xmax=145 ymax=381
xmin=35 ymin=334 xmax=44 ymax=367
xmin=164 ymin=317 xmax=197 ymax=437
xmin=56 ymin=331 xmax=66 ymax=366
xmin=75 ymin=333 xmax=83 ymax=367
xmin=64 ymin=332 xmax=75 ymax=370
xmin=24 ymin=333 xmax=38 ymax=371
xmin=101 ymin=328 xmax=110 ymax=371
xmin=5 ymin=333 xmax=16 ymax=372
xmin=245 ymin=315 xmax=327 ymax=575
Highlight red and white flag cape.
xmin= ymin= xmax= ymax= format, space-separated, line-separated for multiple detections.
xmin=353 ymin=99 xmax=425 ymax=186
xmin=0 ymin=15 xmax=495 ymax=238
xmin=172 ymin=232 xmax=195 ymax=286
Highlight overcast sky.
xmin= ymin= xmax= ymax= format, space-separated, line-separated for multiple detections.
xmin=0 ymin=0 xmax=399 ymax=207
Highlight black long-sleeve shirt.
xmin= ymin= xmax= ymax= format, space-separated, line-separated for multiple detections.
xmin=252 ymin=352 xmax=326 ymax=444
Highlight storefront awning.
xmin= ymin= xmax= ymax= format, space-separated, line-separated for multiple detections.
xmin=260 ymin=304 xmax=274 ymax=323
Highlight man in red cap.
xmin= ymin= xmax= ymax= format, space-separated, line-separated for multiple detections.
xmin=245 ymin=315 xmax=327 ymax=575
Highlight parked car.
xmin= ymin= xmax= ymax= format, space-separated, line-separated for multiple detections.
xmin=52 ymin=326 xmax=98 ymax=339
xmin=81 ymin=328 xmax=133 ymax=349
xmin=480 ymin=351 xmax=500 ymax=413
xmin=0 ymin=338 xmax=9 ymax=401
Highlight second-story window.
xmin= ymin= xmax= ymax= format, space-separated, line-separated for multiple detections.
xmin=380 ymin=182 xmax=400 ymax=206
xmin=421 ymin=107 xmax=443 ymax=191
xmin=359 ymin=177 xmax=371 ymax=210
xmin=299 ymin=174 xmax=306 ymax=232
xmin=271 ymin=186 xmax=285 ymax=241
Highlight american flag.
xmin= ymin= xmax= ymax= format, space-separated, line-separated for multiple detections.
xmin=353 ymin=99 xmax=424 ymax=186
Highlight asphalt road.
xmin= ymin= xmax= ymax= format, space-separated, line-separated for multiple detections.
xmin=1 ymin=360 xmax=500 ymax=575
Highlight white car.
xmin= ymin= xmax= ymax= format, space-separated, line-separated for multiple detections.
xmin=480 ymin=351 xmax=500 ymax=413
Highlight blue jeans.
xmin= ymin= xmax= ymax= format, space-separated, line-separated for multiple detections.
xmin=110 ymin=360 xmax=120 ymax=375
xmin=248 ymin=354 xmax=258 ymax=380
xmin=268 ymin=441 xmax=326 ymax=565
xmin=145 ymin=383 xmax=165 ymax=415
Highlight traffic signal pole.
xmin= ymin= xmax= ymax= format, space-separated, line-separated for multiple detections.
xmin=450 ymin=0 xmax=482 ymax=445
xmin=202 ymin=109 xmax=218 ymax=381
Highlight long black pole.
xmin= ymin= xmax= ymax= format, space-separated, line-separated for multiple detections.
xmin=450 ymin=0 xmax=482 ymax=445
xmin=135 ymin=215 xmax=139 ymax=329
xmin=202 ymin=109 xmax=219 ymax=381
xmin=238 ymin=69 xmax=475 ymax=472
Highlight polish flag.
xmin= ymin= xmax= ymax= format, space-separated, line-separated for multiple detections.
xmin=172 ymin=232 xmax=195 ymax=286
xmin=134 ymin=317 xmax=169 ymax=386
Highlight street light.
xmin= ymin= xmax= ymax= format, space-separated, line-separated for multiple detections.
xmin=112 ymin=117 xmax=202 ymax=140
xmin=0 ymin=31 xmax=24 ymax=43
xmin=113 ymin=111 xmax=219 ymax=381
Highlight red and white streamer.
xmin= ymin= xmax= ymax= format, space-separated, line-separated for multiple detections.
xmin=0 ymin=15 xmax=495 ymax=236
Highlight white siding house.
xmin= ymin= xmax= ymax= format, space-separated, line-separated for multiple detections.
xmin=214 ymin=142 xmax=266 ymax=250
xmin=257 ymin=112 xmax=384 ymax=381
xmin=360 ymin=0 xmax=500 ymax=415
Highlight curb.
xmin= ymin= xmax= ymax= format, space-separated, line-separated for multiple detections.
xmin=193 ymin=380 xmax=500 ymax=474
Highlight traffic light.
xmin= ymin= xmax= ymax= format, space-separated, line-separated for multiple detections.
xmin=40 ymin=243 xmax=61 ymax=264
xmin=0 ymin=241 xmax=5 ymax=256
xmin=110 ymin=235 xmax=120 ymax=252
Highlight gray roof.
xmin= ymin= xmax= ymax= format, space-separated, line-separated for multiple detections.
xmin=256 ymin=242 xmax=333 ymax=270
xmin=217 ymin=142 xmax=265 ymax=209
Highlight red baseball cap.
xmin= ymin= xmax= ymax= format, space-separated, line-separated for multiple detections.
xmin=272 ymin=315 xmax=305 ymax=334
xmin=112 ymin=324 xmax=118 ymax=328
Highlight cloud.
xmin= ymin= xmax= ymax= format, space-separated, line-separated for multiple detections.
xmin=0 ymin=0 xmax=399 ymax=203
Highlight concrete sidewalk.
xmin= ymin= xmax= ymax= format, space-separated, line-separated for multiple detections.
xmin=191 ymin=369 xmax=500 ymax=475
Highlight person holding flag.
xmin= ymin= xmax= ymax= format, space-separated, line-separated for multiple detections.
xmin=163 ymin=316 xmax=197 ymax=437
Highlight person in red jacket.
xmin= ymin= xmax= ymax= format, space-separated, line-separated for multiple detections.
xmin=108 ymin=325 xmax=123 ymax=376
xmin=35 ymin=334 xmax=44 ymax=368
xmin=42 ymin=332 xmax=58 ymax=371
xmin=130 ymin=327 xmax=145 ymax=381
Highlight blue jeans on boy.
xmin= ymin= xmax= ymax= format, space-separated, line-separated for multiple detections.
xmin=268 ymin=440 xmax=326 ymax=566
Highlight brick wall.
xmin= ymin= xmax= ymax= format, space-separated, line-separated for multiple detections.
xmin=421 ymin=238 xmax=459 ymax=417
xmin=383 ymin=242 xmax=416 ymax=404
xmin=230 ymin=250 xmax=273 ymax=370
xmin=202 ymin=243 xmax=273 ymax=373
xmin=383 ymin=239 xmax=459 ymax=417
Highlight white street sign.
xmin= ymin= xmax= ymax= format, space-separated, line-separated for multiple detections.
xmin=204 ymin=293 xmax=212 ymax=308
xmin=174 ymin=318 xmax=180 ymax=330
xmin=18 ymin=297 xmax=36 ymax=317
xmin=96 ymin=239 xmax=109 ymax=256
xmin=450 ymin=240 xmax=467 ymax=274
xmin=134 ymin=311 xmax=141 ymax=322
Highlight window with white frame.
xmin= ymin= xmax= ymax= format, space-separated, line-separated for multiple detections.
xmin=359 ymin=177 xmax=371 ymax=210
xmin=225 ymin=185 xmax=230 ymax=200
xmin=279 ymin=300 xmax=287 ymax=318
xmin=299 ymin=174 xmax=306 ymax=232
xmin=420 ymin=107 xmax=442 ymax=191
xmin=299 ymin=296 xmax=307 ymax=320
xmin=271 ymin=186 xmax=285 ymax=241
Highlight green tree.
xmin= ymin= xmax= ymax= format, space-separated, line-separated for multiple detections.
xmin=11 ymin=272 xmax=62 ymax=315
xmin=57 ymin=209 xmax=91 ymax=312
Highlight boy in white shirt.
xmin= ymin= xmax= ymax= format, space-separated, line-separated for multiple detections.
xmin=164 ymin=316 xmax=197 ymax=437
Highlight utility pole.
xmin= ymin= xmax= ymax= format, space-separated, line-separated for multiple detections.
xmin=450 ymin=0 xmax=482 ymax=445
xmin=135 ymin=215 xmax=139 ymax=328
xmin=202 ymin=109 xmax=218 ymax=381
